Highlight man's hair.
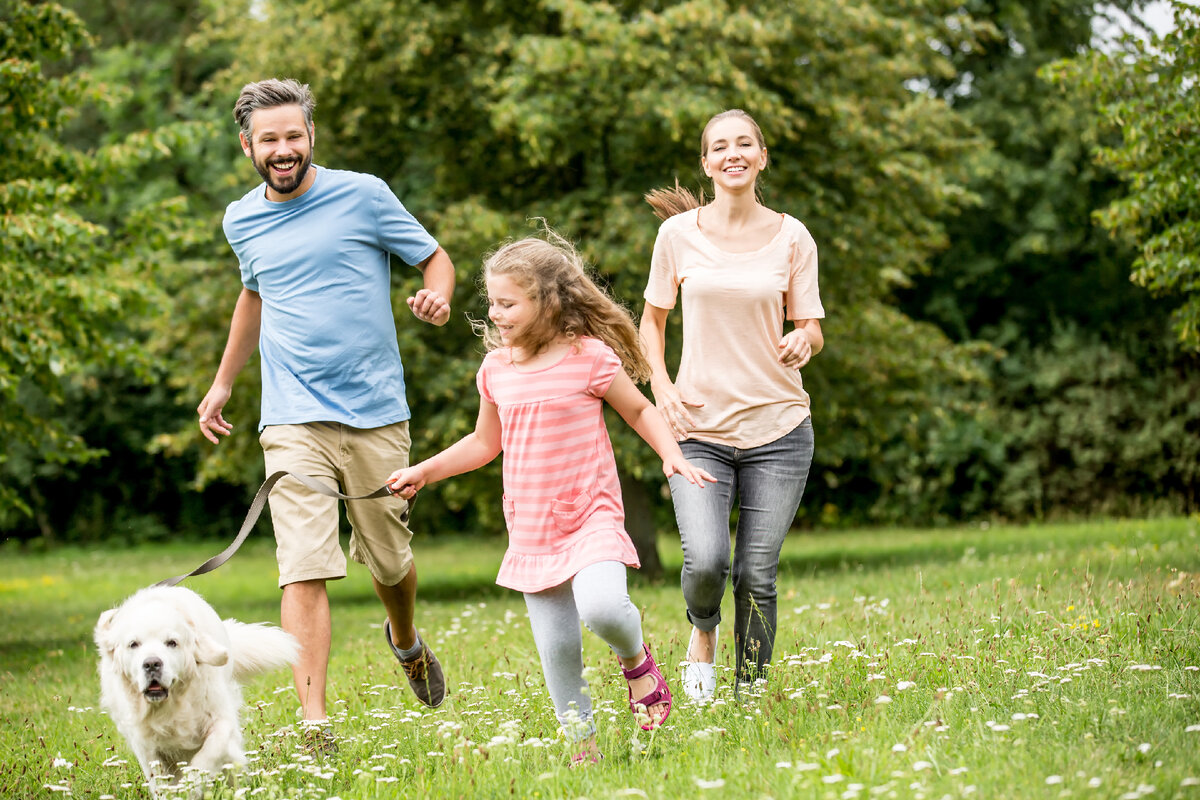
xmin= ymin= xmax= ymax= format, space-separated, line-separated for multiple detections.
xmin=233 ymin=78 xmax=316 ymax=141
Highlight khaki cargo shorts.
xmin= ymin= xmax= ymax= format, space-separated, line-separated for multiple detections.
xmin=259 ymin=420 xmax=415 ymax=588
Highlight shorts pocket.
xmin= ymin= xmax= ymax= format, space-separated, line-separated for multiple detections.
xmin=551 ymin=488 xmax=593 ymax=534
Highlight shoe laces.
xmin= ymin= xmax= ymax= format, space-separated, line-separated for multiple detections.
xmin=401 ymin=649 xmax=429 ymax=681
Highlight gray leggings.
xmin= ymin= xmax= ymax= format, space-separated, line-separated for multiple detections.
xmin=523 ymin=560 xmax=644 ymax=741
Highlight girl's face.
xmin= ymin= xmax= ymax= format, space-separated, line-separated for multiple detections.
xmin=486 ymin=273 xmax=536 ymax=347
xmin=701 ymin=116 xmax=767 ymax=195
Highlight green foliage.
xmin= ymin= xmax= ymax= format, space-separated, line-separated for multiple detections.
xmin=901 ymin=0 xmax=1152 ymax=346
xmin=890 ymin=0 xmax=1200 ymax=524
xmin=0 ymin=1 xmax=148 ymax=519
xmin=177 ymin=0 xmax=985 ymax=533
xmin=1048 ymin=2 xmax=1200 ymax=350
xmin=0 ymin=0 xmax=239 ymax=536
xmin=990 ymin=326 xmax=1200 ymax=518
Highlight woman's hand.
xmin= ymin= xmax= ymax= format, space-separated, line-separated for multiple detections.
xmin=777 ymin=328 xmax=814 ymax=369
xmin=653 ymin=382 xmax=704 ymax=441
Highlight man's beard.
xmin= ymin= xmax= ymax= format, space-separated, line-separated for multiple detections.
xmin=252 ymin=143 xmax=313 ymax=196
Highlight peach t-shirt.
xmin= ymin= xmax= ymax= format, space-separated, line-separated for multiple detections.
xmin=644 ymin=208 xmax=824 ymax=449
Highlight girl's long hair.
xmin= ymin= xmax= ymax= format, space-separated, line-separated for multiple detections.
xmin=477 ymin=228 xmax=651 ymax=383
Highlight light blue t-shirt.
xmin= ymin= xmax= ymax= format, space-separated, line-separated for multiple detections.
xmin=222 ymin=165 xmax=439 ymax=430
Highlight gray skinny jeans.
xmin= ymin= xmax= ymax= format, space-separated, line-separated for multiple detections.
xmin=667 ymin=418 xmax=814 ymax=679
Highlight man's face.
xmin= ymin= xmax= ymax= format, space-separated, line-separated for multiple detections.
xmin=240 ymin=104 xmax=315 ymax=201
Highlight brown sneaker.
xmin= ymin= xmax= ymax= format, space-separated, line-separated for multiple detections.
xmin=384 ymin=619 xmax=446 ymax=707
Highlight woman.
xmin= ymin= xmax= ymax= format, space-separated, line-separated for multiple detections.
xmin=640 ymin=109 xmax=825 ymax=700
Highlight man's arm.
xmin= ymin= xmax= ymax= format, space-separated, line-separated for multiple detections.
xmin=407 ymin=245 xmax=455 ymax=326
xmin=197 ymin=287 xmax=262 ymax=444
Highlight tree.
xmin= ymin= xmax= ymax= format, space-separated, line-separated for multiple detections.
xmin=159 ymin=0 xmax=986 ymax=551
xmin=899 ymin=0 xmax=1156 ymax=348
xmin=885 ymin=0 xmax=1200 ymax=522
xmin=0 ymin=0 xmax=218 ymax=534
xmin=1050 ymin=1 xmax=1200 ymax=350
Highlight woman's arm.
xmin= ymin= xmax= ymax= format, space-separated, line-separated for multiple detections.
xmin=777 ymin=318 xmax=824 ymax=369
xmin=639 ymin=301 xmax=703 ymax=439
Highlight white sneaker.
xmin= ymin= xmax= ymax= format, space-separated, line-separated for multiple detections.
xmin=681 ymin=625 xmax=718 ymax=701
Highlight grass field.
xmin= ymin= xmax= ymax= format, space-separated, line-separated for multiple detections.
xmin=2 ymin=516 xmax=1198 ymax=799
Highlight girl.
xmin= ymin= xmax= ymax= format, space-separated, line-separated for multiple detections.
xmin=640 ymin=109 xmax=825 ymax=700
xmin=387 ymin=233 xmax=715 ymax=762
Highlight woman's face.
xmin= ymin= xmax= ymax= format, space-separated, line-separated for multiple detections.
xmin=701 ymin=116 xmax=768 ymax=195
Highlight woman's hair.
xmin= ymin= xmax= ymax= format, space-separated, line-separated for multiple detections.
xmin=477 ymin=229 xmax=651 ymax=383
xmin=645 ymin=108 xmax=768 ymax=222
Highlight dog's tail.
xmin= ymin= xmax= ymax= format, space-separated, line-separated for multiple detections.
xmin=223 ymin=621 xmax=300 ymax=682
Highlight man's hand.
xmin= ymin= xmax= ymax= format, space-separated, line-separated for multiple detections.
xmin=407 ymin=288 xmax=451 ymax=326
xmin=410 ymin=289 xmax=451 ymax=326
xmin=197 ymin=385 xmax=234 ymax=444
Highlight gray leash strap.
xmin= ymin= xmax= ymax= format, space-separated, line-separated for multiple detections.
xmin=154 ymin=470 xmax=406 ymax=588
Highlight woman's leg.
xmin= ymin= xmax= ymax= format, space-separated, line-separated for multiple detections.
xmin=730 ymin=419 xmax=815 ymax=679
xmin=523 ymin=585 xmax=594 ymax=741
xmin=668 ymin=440 xmax=737 ymax=635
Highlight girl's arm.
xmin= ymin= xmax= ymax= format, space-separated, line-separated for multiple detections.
xmin=639 ymin=301 xmax=702 ymax=440
xmin=387 ymin=398 xmax=503 ymax=498
xmin=604 ymin=369 xmax=715 ymax=487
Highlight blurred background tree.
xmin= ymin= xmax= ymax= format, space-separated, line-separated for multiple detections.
xmin=0 ymin=0 xmax=231 ymax=542
xmin=2 ymin=0 xmax=1196 ymax=555
xmin=898 ymin=0 xmax=1200 ymax=520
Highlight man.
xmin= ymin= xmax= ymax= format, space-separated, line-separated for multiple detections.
xmin=197 ymin=79 xmax=453 ymax=740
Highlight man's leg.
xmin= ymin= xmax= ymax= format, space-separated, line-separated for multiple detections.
xmin=377 ymin=561 xmax=445 ymax=707
xmin=375 ymin=564 xmax=418 ymax=650
xmin=282 ymin=578 xmax=332 ymax=721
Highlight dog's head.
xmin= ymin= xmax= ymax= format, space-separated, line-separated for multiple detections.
xmin=95 ymin=589 xmax=229 ymax=704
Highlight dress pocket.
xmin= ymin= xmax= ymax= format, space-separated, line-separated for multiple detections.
xmin=550 ymin=488 xmax=593 ymax=534
xmin=502 ymin=495 xmax=515 ymax=531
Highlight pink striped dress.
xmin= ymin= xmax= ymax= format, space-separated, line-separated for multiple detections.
xmin=476 ymin=336 xmax=640 ymax=592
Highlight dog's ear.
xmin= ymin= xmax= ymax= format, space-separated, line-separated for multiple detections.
xmin=193 ymin=630 xmax=229 ymax=667
xmin=94 ymin=608 xmax=119 ymax=655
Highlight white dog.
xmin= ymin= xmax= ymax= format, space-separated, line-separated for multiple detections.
xmin=94 ymin=585 xmax=298 ymax=796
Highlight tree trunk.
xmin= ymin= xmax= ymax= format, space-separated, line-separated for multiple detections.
xmin=618 ymin=469 xmax=662 ymax=581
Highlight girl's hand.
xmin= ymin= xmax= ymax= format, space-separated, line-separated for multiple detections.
xmin=654 ymin=383 xmax=703 ymax=441
xmin=777 ymin=328 xmax=814 ymax=369
xmin=386 ymin=467 xmax=426 ymax=499
xmin=662 ymin=455 xmax=717 ymax=487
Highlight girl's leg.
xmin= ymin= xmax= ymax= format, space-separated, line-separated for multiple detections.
xmin=572 ymin=561 xmax=642 ymax=656
xmin=523 ymin=585 xmax=595 ymax=742
xmin=730 ymin=419 xmax=815 ymax=680
xmin=667 ymin=440 xmax=737 ymax=638
xmin=573 ymin=561 xmax=671 ymax=727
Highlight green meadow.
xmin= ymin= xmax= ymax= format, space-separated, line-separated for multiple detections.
xmin=2 ymin=517 xmax=1198 ymax=799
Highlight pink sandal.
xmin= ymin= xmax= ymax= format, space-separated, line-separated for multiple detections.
xmin=570 ymin=749 xmax=603 ymax=767
xmin=622 ymin=643 xmax=672 ymax=730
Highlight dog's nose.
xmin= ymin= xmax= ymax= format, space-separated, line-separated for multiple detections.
xmin=142 ymin=657 xmax=162 ymax=677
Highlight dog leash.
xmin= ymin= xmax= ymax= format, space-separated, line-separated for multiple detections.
xmin=154 ymin=471 xmax=407 ymax=588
